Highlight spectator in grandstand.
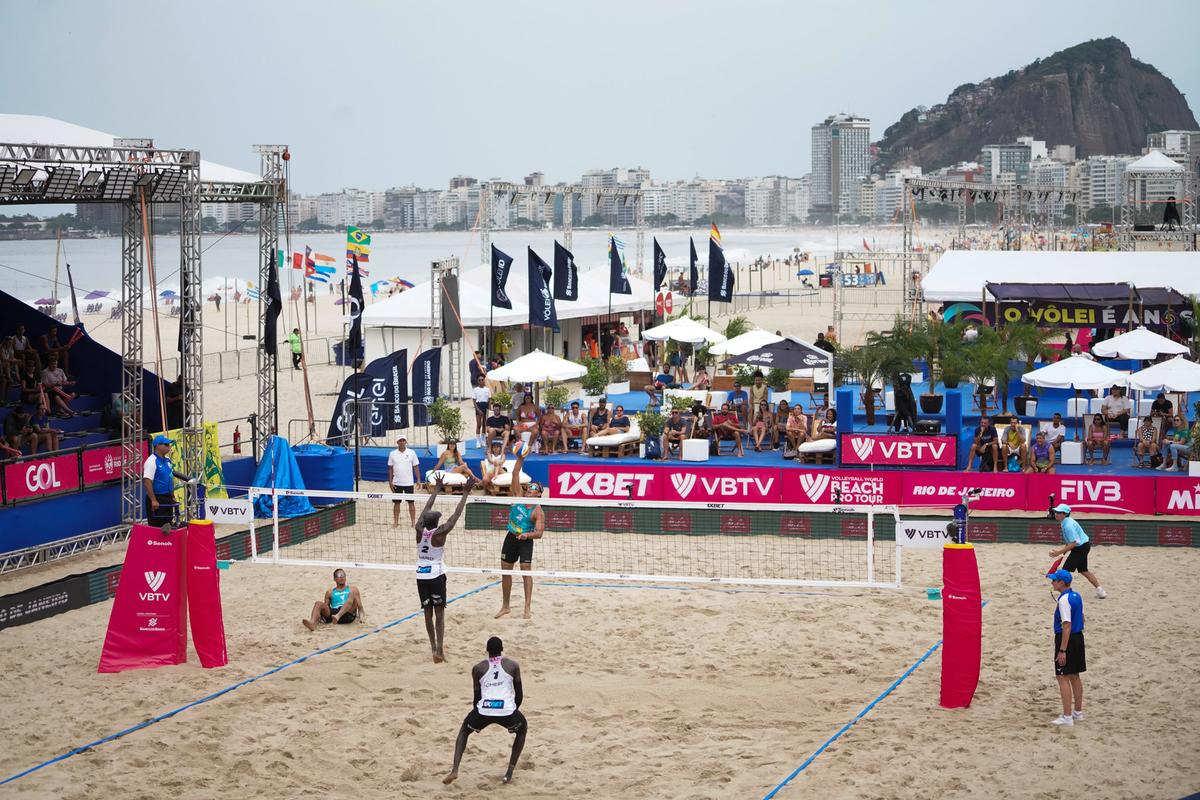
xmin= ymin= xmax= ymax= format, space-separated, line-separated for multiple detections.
xmin=814 ymin=331 xmax=835 ymax=354
xmin=1158 ymin=414 xmax=1191 ymax=471
xmin=388 ymin=435 xmax=421 ymax=527
xmin=432 ymin=440 xmax=480 ymax=482
xmin=668 ymin=345 xmax=689 ymax=385
xmin=1001 ymin=415 xmax=1027 ymax=472
xmin=1085 ymin=413 xmax=1111 ymax=466
xmin=812 ymin=407 xmax=837 ymax=441
xmin=3 ymin=406 xmax=34 ymax=455
xmin=712 ymin=402 xmax=745 ymax=457
xmin=1026 ymin=430 xmax=1056 ymax=474
xmin=40 ymin=355 xmax=76 ymax=418
xmin=587 ymin=398 xmax=611 ymax=438
xmin=642 ymin=339 xmax=657 ymax=371
xmin=642 ymin=369 xmax=677 ymax=407
xmin=479 ymin=439 xmax=508 ymax=490
xmin=165 ymin=375 xmax=185 ymax=429
xmin=485 ymin=403 xmax=512 ymax=450
xmin=748 ymin=372 xmax=770 ymax=411
xmin=513 ymin=395 xmax=540 ymax=449
xmin=728 ymin=380 xmax=749 ymax=423
xmin=12 ymin=324 xmax=39 ymax=370
xmin=689 ymin=401 xmax=711 ymax=440
xmin=472 ymin=374 xmax=491 ymax=447
xmin=28 ymin=405 xmax=62 ymax=454
xmin=561 ymin=401 xmax=586 ymax=451
xmin=19 ymin=363 xmax=48 ymax=416
xmin=691 ymin=366 xmax=711 ymax=391
xmin=539 ymin=405 xmax=563 ymax=455
xmin=592 ymin=404 xmax=632 ymax=437
xmin=1100 ymin=386 xmax=1131 ymax=432
xmin=785 ymin=405 xmax=810 ymax=450
xmin=964 ymin=415 xmax=999 ymax=472
xmin=750 ymin=400 xmax=773 ymax=452
xmin=1133 ymin=415 xmax=1161 ymax=468
xmin=1151 ymin=392 xmax=1174 ymax=418
xmin=40 ymin=328 xmax=70 ymax=373
xmin=771 ymin=399 xmax=791 ymax=449
xmin=1044 ymin=412 xmax=1068 ymax=448
xmin=663 ymin=407 xmax=689 ymax=458
xmin=301 ymin=568 xmax=365 ymax=630
xmin=0 ymin=335 xmax=17 ymax=402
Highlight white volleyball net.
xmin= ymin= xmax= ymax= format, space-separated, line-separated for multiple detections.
xmin=244 ymin=487 xmax=904 ymax=589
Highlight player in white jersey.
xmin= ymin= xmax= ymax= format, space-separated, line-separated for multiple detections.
xmin=443 ymin=636 xmax=527 ymax=785
xmin=416 ymin=474 xmax=476 ymax=662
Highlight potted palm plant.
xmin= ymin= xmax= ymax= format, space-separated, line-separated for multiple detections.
xmin=840 ymin=341 xmax=902 ymax=427
xmin=1001 ymin=322 xmax=1054 ymax=416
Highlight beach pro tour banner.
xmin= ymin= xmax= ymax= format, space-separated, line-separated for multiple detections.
xmin=839 ymin=434 xmax=958 ymax=468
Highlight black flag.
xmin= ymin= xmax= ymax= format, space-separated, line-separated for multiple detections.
xmin=263 ymin=249 xmax=282 ymax=357
xmin=326 ymin=371 xmax=377 ymax=444
xmin=346 ymin=253 xmax=364 ymax=367
xmin=552 ymin=240 xmax=578 ymax=301
xmin=688 ymin=237 xmax=699 ymax=297
xmin=528 ymin=247 xmax=559 ymax=332
xmin=708 ymin=232 xmax=733 ymax=302
xmin=411 ymin=348 xmax=442 ymax=427
xmin=65 ymin=262 xmax=80 ymax=327
xmin=363 ymin=348 xmax=409 ymax=432
xmin=491 ymin=245 xmax=514 ymax=309
xmin=609 ymin=235 xmax=630 ymax=295
xmin=653 ymin=237 xmax=667 ymax=292
xmin=441 ymin=273 xmax=462 ymax=345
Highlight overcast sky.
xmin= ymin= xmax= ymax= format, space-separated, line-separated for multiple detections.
xmin=2 ymin=0 xmax=1197 ymax=194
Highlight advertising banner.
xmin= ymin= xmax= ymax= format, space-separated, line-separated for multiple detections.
xmin=549 ymin=464 xmax=661 ymax=501
xmin=98 ymin=523 xmax=188 ymax=673
xmin=660 ymin=467 xmax=782 ymax=504
xmin=186 ymin=520 xmax=228 ymax=669
xmin=82 ymin=441 xmax=147 ymax=487
xmin=1153 ymin=476 xmax=1200 ymax=516
xmin=3 ymin=453 xmax=80 ymax=502
xmin=901 ymin=471 xmax=1026 ymax=512
xmin=982 ymin=301 xmax=1186 ymax=330
xmin=162 ymin=421 xmax=228 ymax=505
xmin=895 ymin=519 xmax=956 ymax=549
xmin=781 ymin=470 xmax=901 ymax=506
xmin=1025 ymin=474 xmax=1153 ymax=515
xmin=839 ymin=434 xmax=958 ymax=468
xmin=941 ymin=544 xmax=982 ymax=709
xmin=201 ymin=498 xmax=254 ymax=524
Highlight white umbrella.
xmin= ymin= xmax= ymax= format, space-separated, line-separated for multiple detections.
xmin=486 ymin=349 xmax=587 ymax=384
xmin=708 ymin=329 xmax=783 ymax=356
xmin=1127 ymin=356 xmax=1200 ymax=393
xmin=1091 ymin=327 xmax=1189 ymax=360
xmin=641 ymin=315 xmax=727 ymax=345
xmin=1022 ymin=355 xmax=1128 ymax=391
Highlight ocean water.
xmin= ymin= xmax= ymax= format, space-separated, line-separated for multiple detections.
xmin=0 ymin=225 xmax=906 ymax=301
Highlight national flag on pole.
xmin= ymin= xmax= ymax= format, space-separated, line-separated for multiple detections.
xmin=608 ymin=234 xmax=630 ymax=295
xmin=862 ymin=238 xmax=871 ymax=252
xmin=312 ymin=252 xmax=337 ymax=264
xmin=708 ymin=223 xmax=733 ymax=302
xmin=304 ymin=246 xmax=336 ymax=283
xmin=346 ymin=226 xmax=371 ymax=274
xmin=688 ymin=237 xmax=699 ymax=297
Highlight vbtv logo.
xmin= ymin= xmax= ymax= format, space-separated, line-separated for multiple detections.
xmin=139 ymin=570 xmax=171 ymax=602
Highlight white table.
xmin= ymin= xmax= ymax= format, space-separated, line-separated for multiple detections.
xmin=1059 ymin=440 xmax=1083 ymax=465
xmin=682 ymin=439 xmax=709 ymax=462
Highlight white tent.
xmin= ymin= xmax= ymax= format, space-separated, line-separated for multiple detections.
xmin=922 ymin=252 xmax=1200 ymax=303
xmin=1021 ymin=355 xmax=1128 ymax=391
xmin=1127 ymin=356 xmax=1200 ymax=393
xmin=642 ymin=315 xmax=727 ymax=345
xmin=1126 ymin=150 xmax=1184 ymax=173
xmin=1090 ymin=327 xmax=1189 ymax=360
xmin=485 ymin=349 xmax=586 ymax=383
xmin=708 ymin=329 xmax=783 ymax=356
xmin=362 ymin=262 xmax=529 ymax=328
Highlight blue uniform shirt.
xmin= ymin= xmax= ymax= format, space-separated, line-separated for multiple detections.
xmin=1060 ymin=516 xmax=1089 ymax=546
xmin=144 ymin=453 xmax=175 ymax=495
xmin=1053 ymin=588 xmax=1084 ymax=634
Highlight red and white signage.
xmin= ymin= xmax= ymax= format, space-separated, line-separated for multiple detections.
xmin=550 ymin=464 xmax=661 ymax=501
xmin=82 ymin=442 xmax=146 ymax=487
xmin=839 ymin=434 xmax=958 ymax=468
xmin=3 ymin=453 xmax=79 ymax=501
xmin=664 ymin=291 xmax=674 ymax=314
xmin=781 ymin=469 xmax=901 ymax=506
xmin=1154 ymin=476 xmax=1200 ymax=516
xmin=1026 ymin=474 xmax=1153 ymax=516
xmin=901 ymin=471 xmax=1025 ymax=512
xmin=661 ymin=467 xmax=780 ymax=504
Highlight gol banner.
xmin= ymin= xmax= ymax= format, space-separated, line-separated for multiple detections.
xmin=161 ymin=421 xmax=228 ymax=505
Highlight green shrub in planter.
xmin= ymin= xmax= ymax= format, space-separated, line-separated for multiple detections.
xmin=605 ymin=355 xmax=627 ymax=383
xmin=667 ymin=394 xmax=695 ymax=412
xmin=766 ymin=368 xmax=790 ymax=391
xmin=428 ymin=396 xmax=450 ymax=426
xmin=582 ymin=359 xmax=609 ymax=395
xmin=543 ymin=385 xmax=569 ymax=410
xmin=435 ymin=405 xmax=464 ymax=443
xmin=636 ymin=409 xmax=665 ymax=437
xmin=733 ymin=364 xmax=760 ymax=384
xmin=491 ymin=388 xmax=512 ymax=410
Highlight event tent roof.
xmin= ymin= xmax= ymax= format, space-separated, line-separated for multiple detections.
xmin=923 ymin=252 xmax=1200 ymax=303
xmin=0 ymin=114 xmax=262 ymax=184
xmin=1126 ymin=150 xmax=1184 ymax=172
xmin=983 ymin=282 xmax=1187 ymax=305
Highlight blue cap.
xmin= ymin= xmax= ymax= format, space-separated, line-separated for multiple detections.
xmin=1047 ymin=569 xmax=1073 ymax=583
xmin=1052 ymin=504 xmax=1071 ymax=514
xmin=153 ymin=434 xmax=175 ymax=448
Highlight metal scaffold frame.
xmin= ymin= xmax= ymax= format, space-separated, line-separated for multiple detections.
xmin=479 ymin=182 xmax=645 ymax=273
xmin=1118 ymin=168 xmax=1196 ymax=252
xmin=430 ymin=257 xmax=462 ymax=400
xmin=254 ymin=145 xmax=288 ymax=457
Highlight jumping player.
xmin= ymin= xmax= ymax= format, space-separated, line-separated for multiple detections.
xmin=495 ymin=446 xmax=543 ymax=619
xmin=301 ymin=568 xmax=365 ymax=630
xmin=417 ymin=474 xmax=477 ymax=662
xmin=443 ymin=636 xmax=527 ymax=785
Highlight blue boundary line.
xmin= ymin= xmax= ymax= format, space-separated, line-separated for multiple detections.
xmin=761 ymin=600 xmax=988 ymax=799
xmin=0 ymin=580 xmax=499 ymax=787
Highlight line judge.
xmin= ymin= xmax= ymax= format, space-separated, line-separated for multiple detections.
xmin=142 ymin=434 xmax=194 ymax=528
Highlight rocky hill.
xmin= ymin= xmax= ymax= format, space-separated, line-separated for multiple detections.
xmin=875 ymin=38 xmax=1197 ymax=174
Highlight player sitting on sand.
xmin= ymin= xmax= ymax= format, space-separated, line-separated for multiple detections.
xmin=416 ymin=473 xmax=477 ymax=662
xmin=443 ymin=636 xmax=527 ymax=785
xmin=496 ymin=444 xmax=543 ymax=620
xmin=301 ymin=568 xmax=365 ymax=630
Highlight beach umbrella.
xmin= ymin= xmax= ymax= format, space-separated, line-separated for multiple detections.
xmin=797 ymin=269 xmax=814 ymax=276
xmin=393 ymin=278 xmax=415 ymax=289
xmin=641 ymin=315 xmax=726 ymax=345
xmin=33 ymin=297 xmax=60 ymax=306
xmin=1091 ymin=327 xmax=1189 ymax=360
xmin=486 ymin=349 xmax=587 ymax=384
xmin=1127 ymin=356 xmax=1200 ymax=393
xmin=708 ymin=329 xmax=783 ymax=357
xmin=1021 ymin=355 xmax=1127 ymax=391
xmin=726 ymin=336 xmax=831 ymax=372
xmin=83 ymin=289 xmax=111 ymax=300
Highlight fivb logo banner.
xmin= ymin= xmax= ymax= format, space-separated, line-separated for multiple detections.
xmin=782 ymin=470 xmax=901 ymax=506
xmin=1026 ymin=474 xmax=1153 ymax=515
xmin=839 ymin=434 xmax=958 ymax=467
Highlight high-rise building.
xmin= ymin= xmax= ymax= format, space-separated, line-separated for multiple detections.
xmin=811 ymin=114 xmax=871 ymax=215
xmin=1078 ymin=155 xmax=1136 ymax=212
xmin=1146 ymin=130 xmax=1200 ymax=177
xmin=979 ymin=137 xmax=1045 ymax=184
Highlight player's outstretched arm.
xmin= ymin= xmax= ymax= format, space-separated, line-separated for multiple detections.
xmin=510 ymin=450 xmax=528 ymax=498
xmin=417 ymin=474 xmax=443 ymax=532
xmin=438 ymin=477 xmax=476 ymax=536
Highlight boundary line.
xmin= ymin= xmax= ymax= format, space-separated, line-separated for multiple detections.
xmin=0 ymin=580 xmax=499 ymax=787
xmin=761 ymin=600 xmax=988 ymax=799
xmin=537 ymin=581 xmax=867 ymax=598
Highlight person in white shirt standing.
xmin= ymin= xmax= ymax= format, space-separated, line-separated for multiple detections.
xmin=388 ymin=435 xmax=421 ymax=526
xmin=472 ymin=374 xmax=492 ymax=447
xmin=444 ymin=636 xmax=527 ymax=785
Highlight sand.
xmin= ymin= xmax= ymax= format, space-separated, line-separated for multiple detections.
xmin=1 ymin=541 xmax=1197 ymax=799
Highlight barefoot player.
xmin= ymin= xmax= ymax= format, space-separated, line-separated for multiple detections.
xmin=416 ymin=473 xmax=476 ymax=662
xmin=495 ymin=446 xmax=543 ymax=620
xmin=301 ymin=569 xmax=365 ymax=630
xmin=443 ymin=636 xmax=527 ymax=785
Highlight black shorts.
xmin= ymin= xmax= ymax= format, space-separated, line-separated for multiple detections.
xmin=322 ymin=609 xmax=357 ymax=624
xmin=501 ymin=532 xmax=534 ymax=565
xmin=476 ymin=401 xmax=489 ymax=415
xmin=391 ymin=485 xmax=414 ymax=503
xmin=1063 ymin=542 xmax=1090 ymax=573
xmin=1054 ymin=632 xmax=1086 ymax=675
xmin=464 ymin=708 xmax=526 ymax=734
xmin=417 ymin=574 xmax=447 ymax=608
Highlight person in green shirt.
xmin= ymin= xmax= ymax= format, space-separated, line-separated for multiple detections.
xmin=287 ymin=328 xmax=303 ymax=369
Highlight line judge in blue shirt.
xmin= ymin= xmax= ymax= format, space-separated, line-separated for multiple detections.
xmin=1048 ymin=504 xmax=1107 ymax=599
xmin=142 ymin=434 xmax=195 ymax=528
xmin=1047 ymin=569 xmax=1087 ymax=726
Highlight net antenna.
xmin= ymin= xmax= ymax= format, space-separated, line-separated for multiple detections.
xmin=244 ymin=488 xmax=905 ymax=590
